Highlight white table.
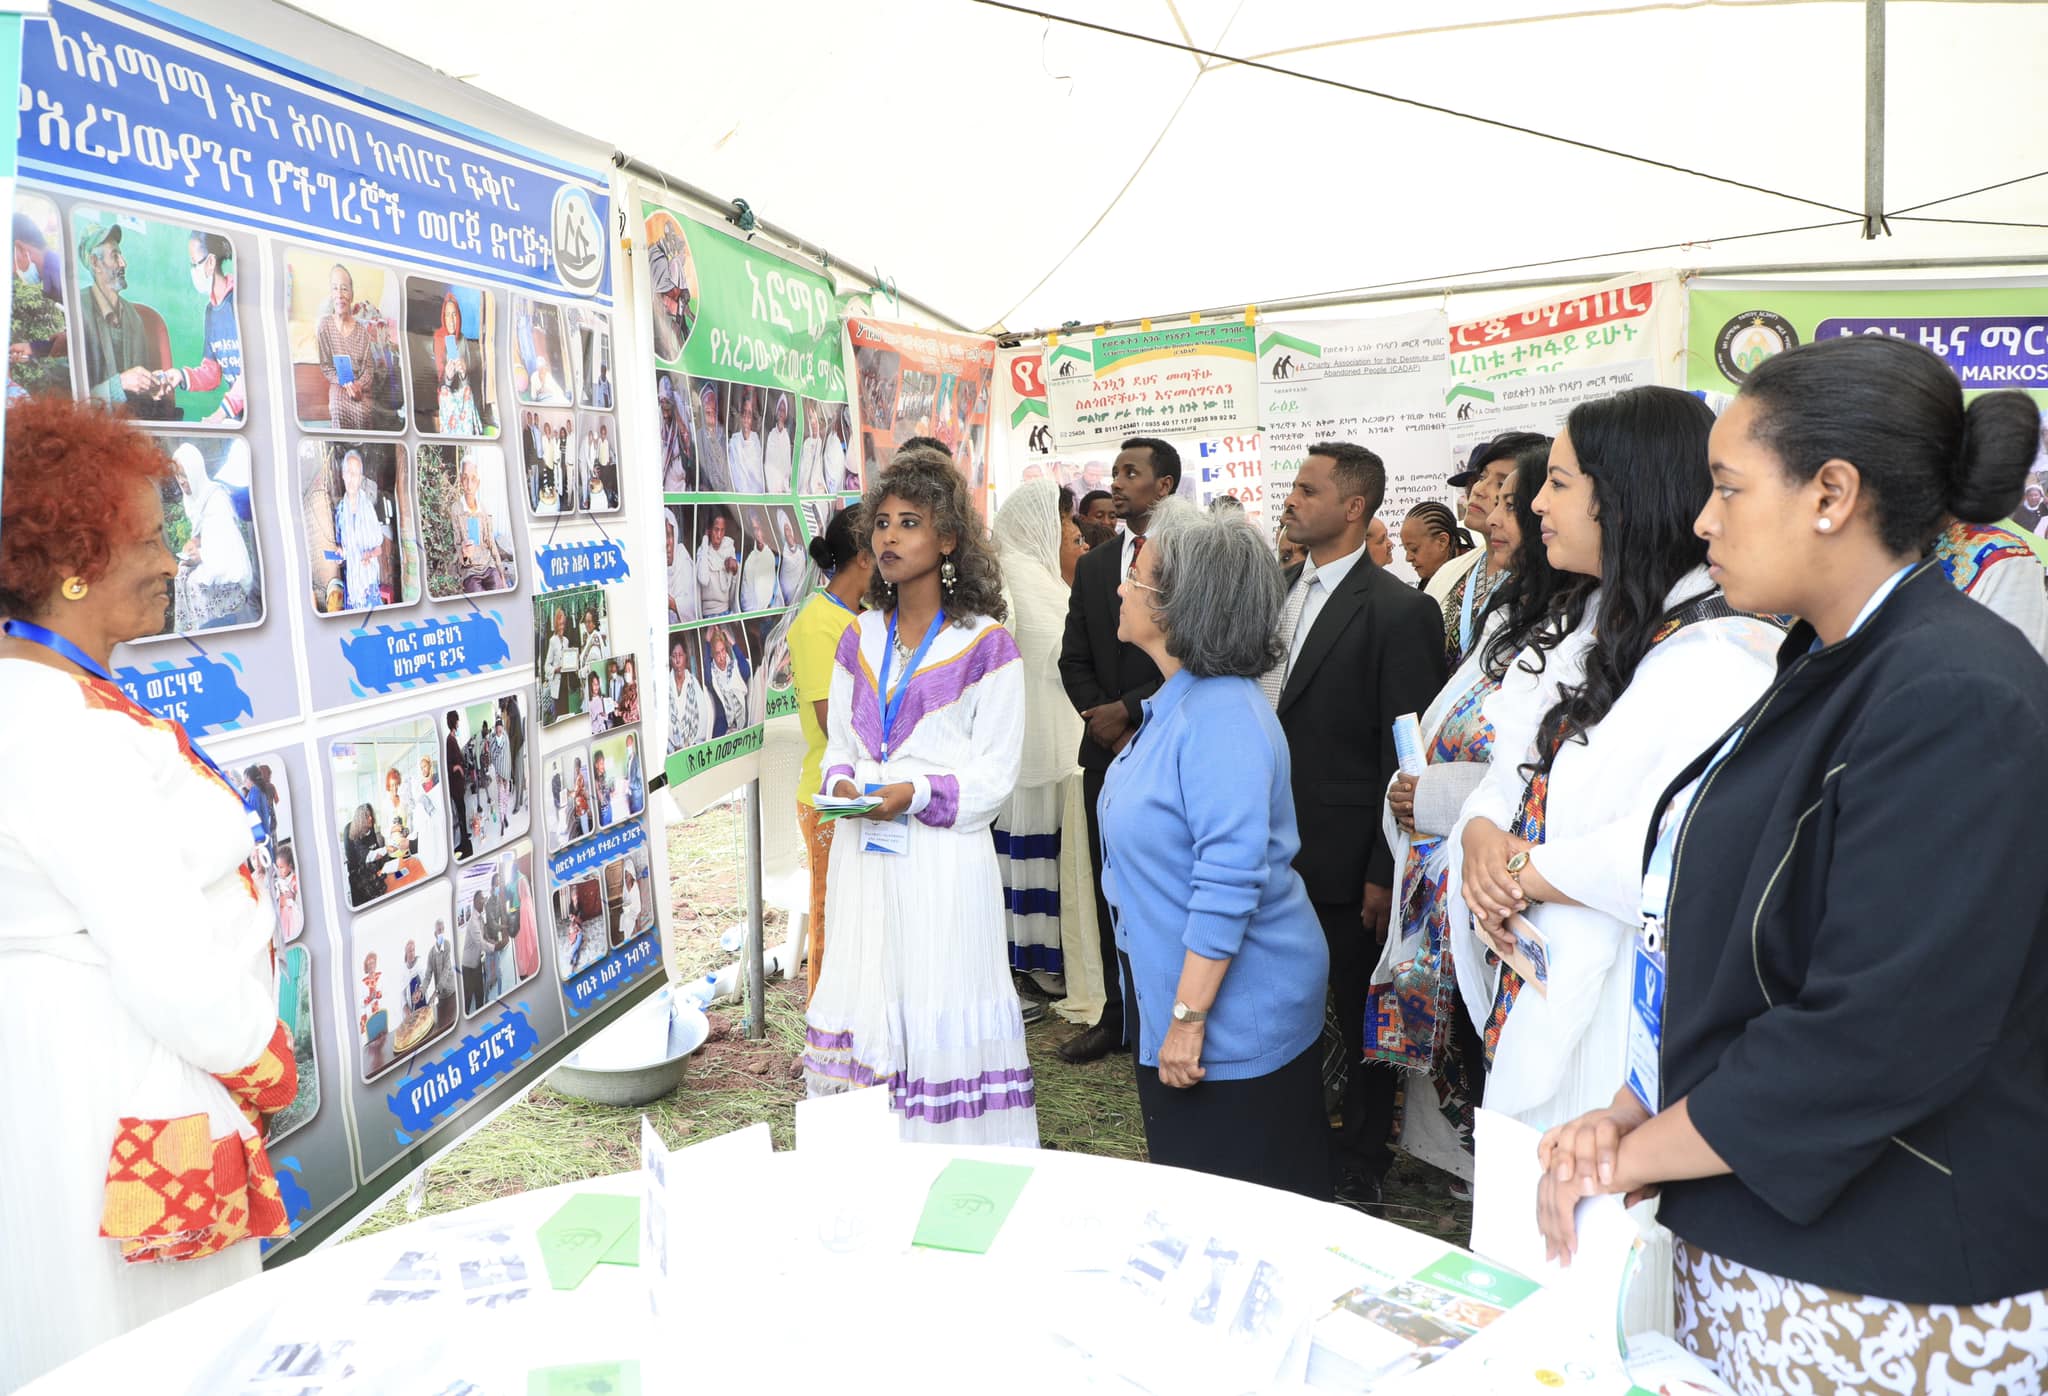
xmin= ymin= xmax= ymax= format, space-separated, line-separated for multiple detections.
xmin=23 ymin=1142 xmax=1646 ymax=1395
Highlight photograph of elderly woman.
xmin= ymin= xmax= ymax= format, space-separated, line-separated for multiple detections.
xmin=417 ymin=444 xmax=517 ymax=600
xmin=331 ymin=715 xmax=449 ymax=911
xmin=300 ymin=440 xmax=416 ymax=616
xmin=139 ymin=435 xmax=263 ymax=639
xmin=283 ymin=247 xmax=405 ymax=432
xmin=510 ymin=295 xmax=572 ymax=407
xmin=454 ymin=842 xmax=539 ymax=1019
xmin=552 ymin=870 xmax=606 ymax=980
xmin=349 ymin=892 xmax=460 ymax=1081
xmin=407 ymin=277 xmax=498 ymax=438
xmin=602 ymin=845 xmax=656 ymax=951
xmin=72 ymin=207 xmax=246 ymax=425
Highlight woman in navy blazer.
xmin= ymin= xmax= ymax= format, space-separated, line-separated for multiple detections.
xmin=1098 ymin=498 xmax=1332 ymax=1199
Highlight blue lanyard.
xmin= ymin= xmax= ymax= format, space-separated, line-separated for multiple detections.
xmin=4 ymin=618 xmax=267 ymax=846
xmin=876 ymin=610 xmax=945 ymax=760
xmin=1641 ymin=727 xmax=1743 ymax=925
xmin=821 ymin=590 xmax=856 ymax=615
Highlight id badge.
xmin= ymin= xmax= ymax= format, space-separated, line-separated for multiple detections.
xmin=861 ymin=782 xmax=909 ymax=856
xmin=1625 ymin=919 xmax=1666 ymax=1115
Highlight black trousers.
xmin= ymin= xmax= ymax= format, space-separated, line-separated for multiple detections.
xmin=1137 ymin=1043 xmax=1334 ymax=1201
xmin=1083 ymin=765 xmax=1134 ymax=1044
xmin=1317 ymin=898 xmax=1397 ymax=1182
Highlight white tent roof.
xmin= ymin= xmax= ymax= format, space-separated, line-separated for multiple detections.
xmin=272 ymin=0 xmax=2048 ymax=332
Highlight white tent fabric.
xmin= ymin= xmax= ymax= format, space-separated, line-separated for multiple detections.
xmin=260 ymin=0 xmax=2048 ymax=335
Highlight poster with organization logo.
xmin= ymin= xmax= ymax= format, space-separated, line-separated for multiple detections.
xmin=1688 ymin=279 xmax=2048 ymax=549
xmin=1446 ymin=275 xmax=1684 ymax=477
xmin=1045 ymin=323 xmax=1260 ymax=451
xmin=846 ymin=317 xmax=997 ymax=506
xmin=642 ymin=195 xmax=840 ymax=793
xmin=1256 ymin=312 xmax=1450 ymax=569
xmin=15 ymin=0 xmax=663 ymax=1258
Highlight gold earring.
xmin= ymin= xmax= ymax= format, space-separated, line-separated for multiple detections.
xmin=60 ymin=576 xmax=88 ymax=601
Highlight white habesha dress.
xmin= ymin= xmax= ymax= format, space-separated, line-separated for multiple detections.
xmin=801 ymin=610 xmax=1039 ymax=1146
xmin=0 ymin=661 xmax=283 ymax=1390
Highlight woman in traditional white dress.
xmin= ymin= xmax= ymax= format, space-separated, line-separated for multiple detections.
xmin=1449 ymin=389 xmax=1782 ymax=1334
xmin=777 ymin=514 xmax=808 ymax=606
xmin=739 ymin=509 xmax=779 ymax=612
xmin=335 ymin=448 xmax=386 ymax=611
xmin=988 ymin=479 xmax=1084 ymax=996
xmin=542 ymin=604 xmax=576 ymax=723
xmin=169 ymin=442 xmax=254 ymax=631
xmin=799 ymin=402 xmax=829 ymax=495
xmin=801 ymin=446 xmax=1036 ymax=1145
xmin=823 ymin=406 xmax=851 ymax=492
xmin=704 ymin=625 xmax=750 ymax=737
xmin=667 ymin=635 xmax=713 ymax=753
xmin=665 ymin=510 xmax=698 ymax=626
xmin=764 ymin=392 xmax=794 ymax=494
xmin=728 ymin=388 xmax=766 ymax=494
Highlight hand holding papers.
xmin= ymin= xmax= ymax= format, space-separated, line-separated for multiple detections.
xmin=813 ymin=791 xmax=882 ymax=823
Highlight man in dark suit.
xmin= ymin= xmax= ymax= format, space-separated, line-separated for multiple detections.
xmin=1056 ymin=436 xmax=1182 ymax=1064
xmin=1274 ymin=442 xmax=1447 ymax=1207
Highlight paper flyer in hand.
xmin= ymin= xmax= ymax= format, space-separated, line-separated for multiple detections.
xmin=1502 ymin=912 xmax=1551 ymax=999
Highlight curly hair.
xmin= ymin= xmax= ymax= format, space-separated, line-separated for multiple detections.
xmin=859 ymin=446 xmax=1006 ymax=624
xmin=0 ymin=397 xmax=172 ymax=618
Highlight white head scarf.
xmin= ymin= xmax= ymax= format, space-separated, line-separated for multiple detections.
xmin=992 ymin=480 xmax=1082 ymax=789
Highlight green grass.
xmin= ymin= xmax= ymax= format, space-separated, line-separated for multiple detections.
xmin=350 ymin=799 xmax=1468 ymax=1244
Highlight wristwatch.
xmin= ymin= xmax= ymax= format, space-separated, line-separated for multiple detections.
xmin=1171 ymin=1001 xmax=1208 ymax=1025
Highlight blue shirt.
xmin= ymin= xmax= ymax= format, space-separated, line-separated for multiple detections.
xmin=1099 ymin=668 xmax=1329 ymax=1080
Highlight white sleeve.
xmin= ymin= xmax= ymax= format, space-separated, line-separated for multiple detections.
xmin=1969 ymin=556 xmax=2048 ymax=661
xmin=10 ymin=723 xmax=274 ymax=1075
xmin=914 ymin=650 xmax=1025 ymax=834
xmin=1531 ymin=628 xmax=1776 ymax=923
xmin=820 ymin=631 xmax=860 ymax=795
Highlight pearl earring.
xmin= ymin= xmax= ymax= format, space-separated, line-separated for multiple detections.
xmin=1816 ymin=518 xmax=1834 ymax=533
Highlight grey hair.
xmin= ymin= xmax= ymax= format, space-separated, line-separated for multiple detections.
xmin=1144 ymin=497 xmax=1286 ymax=678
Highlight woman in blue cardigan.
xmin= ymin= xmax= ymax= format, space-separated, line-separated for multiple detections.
xmin=1099 ymin=498 xmax=1331 ymax=1199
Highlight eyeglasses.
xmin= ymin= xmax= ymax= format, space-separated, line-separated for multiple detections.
xmin=1126 ymin=576 xmax=1163 ymax=596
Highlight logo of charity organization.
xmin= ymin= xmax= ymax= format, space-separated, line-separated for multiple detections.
xmin=1713 ymin=310 xmax=1799 ymax=384
xmin=550 ymin=186 xmax=605 ymax=296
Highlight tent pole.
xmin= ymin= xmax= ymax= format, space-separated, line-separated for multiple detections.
xmin=999 ymin=253 xmax=2048 ymax=344
xmin=610 ymin=151 xmax=971 ymax=333
xmin=1864 ymin=0 xmax=1887 ymax=239
xmin=743 ymin=779 xmax=766 ymax=1041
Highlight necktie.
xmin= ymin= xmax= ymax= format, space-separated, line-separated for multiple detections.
xmin=1261 ymin=560 xmax=1316 ymax=708
xmin=1127 ymin=533 xmax=1145 ymax=577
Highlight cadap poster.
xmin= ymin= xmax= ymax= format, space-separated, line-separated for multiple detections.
xmin=847 ymin=316 xmax=996 ymax=506
xmin=644 ymin=197 xmax=837 ymax=794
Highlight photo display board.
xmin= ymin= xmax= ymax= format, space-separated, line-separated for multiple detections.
xmin=14 ymin=0 xmax=664 ymax=1258
xmin=641 ymin=195 xmax=844 ymax=791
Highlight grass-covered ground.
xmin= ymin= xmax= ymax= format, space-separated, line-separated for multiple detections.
xmin=354 ymin=800 xmax=1469 ymax=1243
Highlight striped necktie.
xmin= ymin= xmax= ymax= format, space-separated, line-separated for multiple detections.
xmin=1260 ymin=560 xmax=1316 ymax=708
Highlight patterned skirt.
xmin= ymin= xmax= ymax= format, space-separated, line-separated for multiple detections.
xmin=1675 ymin=1240 xmax=2048 ymax=1395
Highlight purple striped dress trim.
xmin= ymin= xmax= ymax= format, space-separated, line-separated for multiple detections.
xmin=916 ymin=774 xmax=960 ymax=828
xmin=834 ymin=619 xmax=1020 ymax=761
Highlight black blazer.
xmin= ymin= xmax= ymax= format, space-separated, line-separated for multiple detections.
xmin=1277 ymin=553 xmax=1446 ymax=901
xmin=1059 ymin=536 xmax=1162 ymax=772
xmin=1650 ymin=564 xmax=2048 ymax=1303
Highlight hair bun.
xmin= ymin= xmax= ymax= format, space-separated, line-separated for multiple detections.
xmin=807 ymin=536 xmax=834 ymax=571
xmin=1949 ymin=391 xmax=2041 ymax=524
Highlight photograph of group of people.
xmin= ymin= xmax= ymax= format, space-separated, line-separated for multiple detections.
xmin=550 ymin=844 xmax=655 ymax=982
xmin=405 ymin=279 xmax=498 ymax=438
xmin=444 ymin=694 xmax=529 ymax=863
xmin=664 ymin=622 xmax=753 ymax=754
xmin=519 ymin=408 xmax=620 ymax=515
xmin=534 ymin=585 xmax=611 ymax=726
xmin=299 ymin=440 xmax=416 ymax=615
xmin=68 ymin=206 xmax=246 ymax=425
xmin=656 ymin=373 xmax=803 ymax=496
xmin=331 ymin=715 xmax=451 ymax=911
xmin=348 ymin=888 xmax=459 ymax=1081
xmin=452 ymin=844 xmax=541 ymax=1019
xmin=225 ymin=756 xmax=304 ymax=942
xmin=665 ymin=503 xmax=805 ymax=622
xmin=540 ymin=728 xmax=647 ymax=853
xmin=286 ymin=250 xmax=408 ymax=432
xmin=416 ymin=444 xmax=518 ymax=599
xmin=144 ymin=435 xmax=263 ymax=639
xmin=582 ymin=653 xmax=642 ymax=734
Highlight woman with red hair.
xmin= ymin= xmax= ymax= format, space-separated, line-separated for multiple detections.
xmin=0 ymin=398 xmax=295 ymax=1388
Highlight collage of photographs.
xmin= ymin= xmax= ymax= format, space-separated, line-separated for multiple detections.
xmin=539 ymin=727 xmax=650 ymax=853
xmin=515 ymin=296 xmax=620 ymax=515
xmin=853 ymin=340 xmax=991 ymax=498
xmin=533 ymin=584 xmax=615 ymax=728
xmin=662 ymin=501 xmax=809 ymax=623
xmin=549 ymin=844 xmax=657 ymax=982
xmin=657 ymin=368 xmax=853 ymax=498
xmin=321 ymin=691 xmax=557 ymax=1085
